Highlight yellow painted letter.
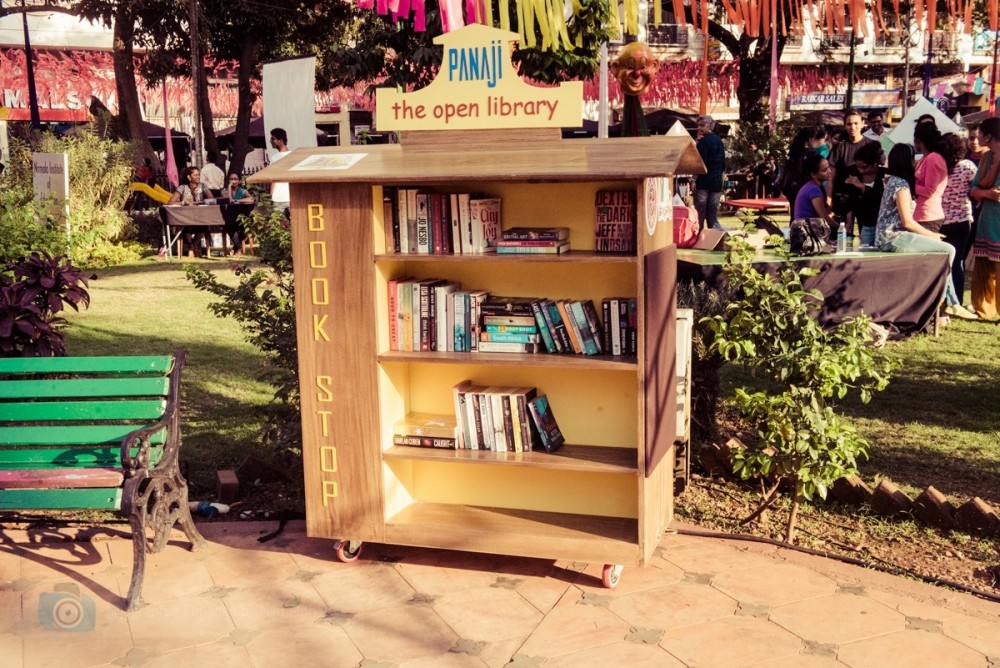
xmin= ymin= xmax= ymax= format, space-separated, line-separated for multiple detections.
xmin=320 ymin=446 xmax=338 ymax=472
xmin=316 ymin=376 xmax=333 ymax=402
xmin=313 ymin=314 xmax=330 ymax=341
xmin=321 ymin=480 xmax=338 ymax=506
xmin=307 ymin=204 xmax=325 ymax=231
xmin=309 ymin=241 xmax=327 ymax=269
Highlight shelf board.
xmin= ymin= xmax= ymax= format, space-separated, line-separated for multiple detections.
xmin=383 ymin=502 xmax=641 ymax=566
xmin=374 ymin=251 xmax=636 ymax=263
xmin=378 ymin=350 xmax=637 ymax=369
xmin=384 ymin=444 xmax=637 ymax=474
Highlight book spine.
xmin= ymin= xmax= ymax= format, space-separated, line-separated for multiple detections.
xmin=397 ymin=188 xmax=410 ymax=253
xmin=619 ymin=299 xmax=628 ymax=356
xmin=458 ymin=192 xmax=473 ymax=254
xmin=581 ymin=299 xmax=604 ymax=355
xmin=452 ymin=381 xmax=471 ymax=450
xmin=628 ymin=298 xmax=638 ymax=355
xmin=570 ymin=301 xmax=599 ymax=355
xmin=602 ymin=299 xmax=612 ymax=354
xmin=431 ymin=193 xmax=443 ymax=254
xmin=416 ymin=192 xmax=431 ymax=254
xmin=383 ymin=188 xmax=396 ymax=254
xmin=496 ymin=239 xmax=569 ymax=247
xmin=400 ymin=281 xmax=413 ymax=352
xmin=453 ymin=291 xmax=469 ymax=352
xmin=508 ymin=392 xmax=523 ymax=453
xmin=501 ymin=394 xmax=516 ymax=453
xmin=477 ymin=391 xmax=494 ymax=450
xmin=467 ymin=389 xmax=484 ymax=449
xmin=557 ymin=300 xmax=584 ymax=354
xmin=484 ymin=323 xmax=537 ymax=334
xmin=469 ymin=291 xmax=488 ymax=352
xmin=538 ymin=300 xmax=564 ymax=353
xmin=477 ymin=341 xmax=540 ymax=353
xmin=450 ymin=193 xmax=462 ymax=255
xmin=406 ymin=188 xmax=418 ymax=254
xmin=489 ymin=392 xmax=507 ymax=452
xmin=482 ymin=314 xmax=536 ymax=327
xmin=411 ymin=282 xmax=422 ymax=351
xmin=544 ymin=301 xmax=572 ymax=353
xmin=516 ymin=388 xmax=538 ymax=451
xmin=419 ymin=281 xmax=432 ymax=352
xmin=529 ymin=299 xmax=557 ymax=353
xmin=388 ymin=279 xmax=400 ymax=351
xmin=480 ymin=332 xmax=541 ymax=344
xmin=501 ymin=228 xmax=569 ymax=241
xmin=480 ymin=304 xmax=536 ymax=317
xmin=495 ymin=243 xmax=569 ymax=254
xmin=393 ymin=435 xmax=457 ymax=449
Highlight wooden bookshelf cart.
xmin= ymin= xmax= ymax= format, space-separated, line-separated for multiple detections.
xmin=251 ymin=128 xmax=704 ymax=586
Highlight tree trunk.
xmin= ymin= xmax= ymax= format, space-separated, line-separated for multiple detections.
xmin=228 ymin=37 xmax=260 ymax=177
xmin=112 ymin=4 xmax=160 ymax=172
xmin=198 ymin=62 xmax=219 ymax=160
xmin=785 ymin=487 xmax=801 ymax=543
xmin=736 ymin=35 xmax=770 ymax=127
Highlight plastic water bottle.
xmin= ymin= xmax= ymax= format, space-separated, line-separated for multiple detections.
xmin=189 ymin=501 xmax=230 ymax=518
xmin=836 ymin=221 xmax=847 ymax=253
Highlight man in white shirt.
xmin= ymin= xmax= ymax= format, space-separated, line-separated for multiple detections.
xmin=200 ymin=151 xmax=225 ymax=195
xmin=269 ymin=128 xmax=291 ymax=214
xmin=862 ymin=110 xmax=887 ymax=141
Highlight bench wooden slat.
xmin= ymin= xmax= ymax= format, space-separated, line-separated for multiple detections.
xmin=0 ymin=487 xmax=122 ymax=510
xmin=0 ymin=425 xmax=167 ymax=447
xmin=0 ymin=399 xmax=167 ymax=422
xmin=0 ymin=377 xmax=170 ymax=399
xmin=0 ymin=446 xmax=164 ymax=469
xmin=0 ymin=356 xmax=173 ymax=375
xmin=0 ymin=468 xmax=125 ymax=489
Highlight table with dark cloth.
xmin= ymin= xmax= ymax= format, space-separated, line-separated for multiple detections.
xmin=160 ymin=203 xmax=256 ymax=259
xmin=677 ymin=248 xmax=950 ymax=338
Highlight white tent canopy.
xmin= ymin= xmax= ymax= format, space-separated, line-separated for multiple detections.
xmin=882 ymin=97 xmax=964 ymax=153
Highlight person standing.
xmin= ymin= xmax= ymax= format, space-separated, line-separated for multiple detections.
xmin=200 ymin=151 xmax=225 ymax=196
xmin=939 ymin=133 xmax=977 ymax=299
xmin=693 ymin=115 xmax=725 ymax=230
xmin=827 ymin=109 xmax=875 ymax=237
xmin=863 ymin=110 xmax=888 ymax=141
xmin=844 ymin=142 xmax=886 ymax=246
xmin=912 ymin=122 xmax=952 ymax=234
xmin=269 ymin=127 xmax=292 ymax=215
xmin=969 ymin=118 xmax=1000 ymax=319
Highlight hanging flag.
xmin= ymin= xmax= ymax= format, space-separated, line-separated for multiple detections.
xmin=162 ymin=85 xmax=179 ymax=190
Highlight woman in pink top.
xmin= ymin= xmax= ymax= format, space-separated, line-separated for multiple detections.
xmin=913 ymin=122 xmax=953 ymax=230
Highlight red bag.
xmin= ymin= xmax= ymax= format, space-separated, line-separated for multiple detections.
xmin=673 ymin=205 xmax=699 ymax=248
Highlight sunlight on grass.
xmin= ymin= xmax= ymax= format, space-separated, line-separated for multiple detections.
xmin=62 ymin=257 xmax=276 ymax=496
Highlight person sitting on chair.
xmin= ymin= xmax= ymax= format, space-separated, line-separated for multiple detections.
xmin=224 ymin=172 xmax=255 ymax=253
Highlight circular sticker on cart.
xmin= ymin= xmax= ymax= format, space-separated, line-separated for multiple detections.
xmin=644 ymin=178 xmax=672 ymax=236
xmin=644 ymin=179 xmax=658 ymax=236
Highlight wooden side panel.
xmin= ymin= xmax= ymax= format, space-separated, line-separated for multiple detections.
xmin=292 ymin=183 xmax=384 ymax=542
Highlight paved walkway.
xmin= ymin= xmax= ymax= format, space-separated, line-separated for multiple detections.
xmin=1 ymin=519 xmax=998 ymax=667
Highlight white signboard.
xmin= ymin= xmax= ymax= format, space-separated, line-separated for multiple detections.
xmin=32 ymin=152 xmax=69 ymax=226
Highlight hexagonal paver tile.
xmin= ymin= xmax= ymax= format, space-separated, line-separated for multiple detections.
xmin=245 ymin=622 xmax=363 ymax=667
xmin=608 ymin=581 xmax=738 ymax=631
xmin=837 ymin=628 xmax=988 ymax=667
xmin=201 ymin=542 xmax=301 ymax=589
xmin=344 ymin=602 xmax=458 ymax=662
xmin=394 ymin=558 xmax=504 ymax=597
xmin=518 ymin=589 xmax=631 ymax=659
xmin=769 ymin=593 xmax=905 ymax=645
xmin=712 ymin=563 xmax=838 ymax=607
xmin=433 ymin=585 xmax=542 ymax=642
xmin=144 ymin=641 xmax=253 ymax=668
xmin=222 ymin=579 xmax=331 ymax=630
xmin=512 ymin=573 xmax=573 ymax=615
xmin=660 ymin=616 xmax=802 ymax=667
xmin=545 ymin=640 xmax=686 ymax=667
xmin=574 ymin=561 xmax=685 ymax=596
xmin=127 ymin=596 xmax=235 ymax=655
xmin=659 ymin=543 xmax=779 ymax=576
xmin=942 ymin=614 xmax=1000 ymax=657
xmin=311 ymin=562 xmax=417 ymax=614
xmin=864 ymin=589 xmax=963 ymax=622
xmin=21 ymin=600 xmax=133 ymax=668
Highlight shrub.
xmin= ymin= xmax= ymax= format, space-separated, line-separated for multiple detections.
xmin=0 ymin=252 xmax=90 ymax=357
xmin=186 ymin=206 xmax=301 ymax=467
xmin=0 ymin=197 xmax=67 ymax=266
xmin=705 ymin=236 xmax=897 ymax=541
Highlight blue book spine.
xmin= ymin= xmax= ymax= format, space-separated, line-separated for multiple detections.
xmin=530 ymin=299 xmax=557 ymax=353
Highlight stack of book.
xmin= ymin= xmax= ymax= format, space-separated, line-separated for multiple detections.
xmin=451 ymin=382 xmax=565 ymax=452
xmin=392 ymin=412 xmax=459 ymax=449
xmin=530 ymin=298 xmax=605 ymax=356
xmin=601 ymin=297 xmax=638 ymax=357
xmin=383 ymin=187 xmax=500 ymax=255
xmin=495 ymin=227 xmax=570 ymax=255
xmin=478 ymin=296 xmax=544 ymax=353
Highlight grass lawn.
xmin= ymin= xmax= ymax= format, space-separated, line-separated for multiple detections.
xmin=62 ymin=257 xmax=275 ymax=498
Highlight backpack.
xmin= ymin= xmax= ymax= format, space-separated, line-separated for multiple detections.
xmin=673 ymin=205 xmax=700 ymax=248
xmin=789 ymin=218 xmax=833 ymax=256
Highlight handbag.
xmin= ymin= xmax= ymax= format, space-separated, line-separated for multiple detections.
xmin=789 ymin=218 xmax=833 ymax=256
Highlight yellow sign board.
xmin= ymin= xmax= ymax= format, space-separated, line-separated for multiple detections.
xmin=376 ymin=24 xmax=583 ymax=131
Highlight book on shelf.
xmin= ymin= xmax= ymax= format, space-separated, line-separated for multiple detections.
xmin=452 ymin=380 xmax=474 ymax=449
xmin=396 ymin=188 xmax=410 ymax=253
xmin=387 ymin=275 xmax=413 ymax=351
xmin=457 ymin=192 xmax=474 ymax=254
xmin=477 ymin=340 xmax=541 ymax=353
xmin=394 ymin=412 xmax=459 ymax=440
xmin=594 ymin=189 xmax=636 ymax=253
xmin=470 ymin=197 xmax=501 ymax=253
xmin=487 ymin=389 xmax=509 ymax=452
xmin=449 ymin=193 xmax=463 ymax=255
xmin=392 ymin=435 xmax=457 ymax=448
xmin=496 ymin=239 xmax=569 ymax=247
xmin=543 ymin=300 xmax=572 ymax=353
xmin=480 ymin=296 xmax=541 ymax=317
xmin=406 ymin=188 xmax=419 ymax=254
xmin=383 ymin=188 xmax=400 ymax=253
xmin=451 ymin=382 xmax=539 ymax=451
xmin=501 ymin=227 xmax=570 ymax=241
xmin=415 ymin=192 xmax=432 ymax=254
xmin=480 ymin=331 xmax=540 ymax=344
xmin=601 ymin=297 xmax=638 ymax=357
xmin=483 ymin=323 xmax=537 ymax=334
xmin=556 ymin=300 xmax=584 ymax=354
xmin=581 ymin=300 xmax=605 ymax=355
xmin=495 ymin=243 xmax=571 ymax=254
xmin=529 ymin=299 xmax=558 ymax=353
xmin=569 ymin=300 xmax=600 ymax=355
xmin=430 ymin=193 xmax=444 ymax=255
xmin=482 ymin=314 xmax=537 ymax=327
xmin=468 ymin=289 xmax=489 ymax=352
xmin=527 ymin=394 xmax=565 ymax=452
xmin=434 ymin=282 xmax=460 ymax=352
xmin=508 ymin=386 xmax=539 ymax=451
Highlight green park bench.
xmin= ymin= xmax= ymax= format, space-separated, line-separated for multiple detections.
xmin=0 ymin=351 xmax=205 ymax=611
